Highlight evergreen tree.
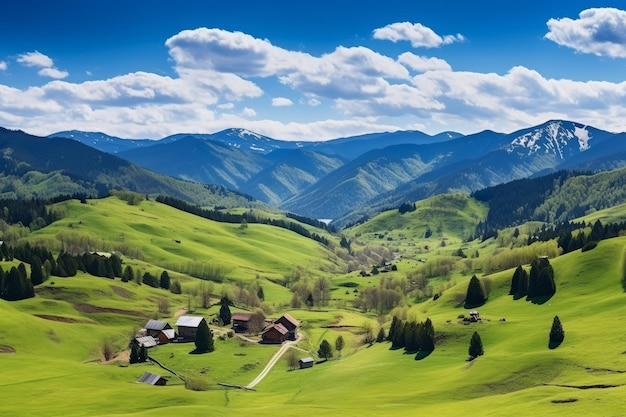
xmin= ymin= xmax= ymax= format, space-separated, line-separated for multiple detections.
xmin=256 ymin=285 xmax=264 ymax=301
xmin=536 ymin=266 xmax=556 ymax=297
xmin=335 ymin=335 xmax=345 ymax=356
xmin=159 ymin=270 xmax=170 ymax=290
xmin=129 ymin=343 xmax=139 ymax=364
xmin=549 ymin=315 xmax=565 ymax=344
xmin=468 ymin=331 xmax=484 ymax=360
xmin=404 ymin=321 xmax=419 ymax=353
xmin=418 ymin=318 xmax=435 ymax=352
xmin=515 ymin=267 xmax=529 ymax=299
xmin=376 ymin=328 xmax=386 ymax=343
xmin=30 ymin=255 xmax=44 ymax=286
xmin=317 ymin=339 xmax=333 ymax=360
xmin=387 ymin=316 xmax=400 ymax=342
xmin=464 ymin=275 xmax=486 ymax=308
xmin=219 ymin=302 xmax=232 ymax=325
xmin=138 ymin=345 xmax=147 ymax=363
xmin=122 ymin=265 xmax=133 ymax=283
xmin=194 ymin=319 xmax=214 ymax=353
xmin=509 ymin=265 xmax=523 ymax=295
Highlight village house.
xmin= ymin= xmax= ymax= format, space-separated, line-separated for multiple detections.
xmin=175 ymin=315 xmax=207 ymax=342
xmin=143 ymin=319 xmax=175 ymax=344
xmin=232 ymin=312 xmax=252 ymax=333
xmin=261 ymin=313 xmax=299 ymax=343
xmin=137 ymin=372 xmax=168 ymax=386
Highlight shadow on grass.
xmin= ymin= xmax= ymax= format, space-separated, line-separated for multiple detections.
xmin=415 ymin=350 xmax=433 ymax=361
xmin=463 ymin=300 xmax=486 ymax=309
xmin=189 ymin=349 xmax=211 ymax=355
xmin=528 ymin=294 xmax=554 ymax=305
xmin=548 ymin=340 xmax=563 ymax=350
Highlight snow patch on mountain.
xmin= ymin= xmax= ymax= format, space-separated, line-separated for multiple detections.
xmin=507 ymin=121 xmax=592 ymax=159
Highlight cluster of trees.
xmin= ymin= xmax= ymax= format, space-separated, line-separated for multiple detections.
xmin=156 ymin=195 xmax=331 ymax=247
xmin=387 ymin=316 xmax=435 ymax=354
xmin=531 ymin=219 xmax=626 ymax=254
xmin=398 ymin=202 xmax=417 ymax=214
xmin=317 ymin=335 xmax=345 ymax=361
xmin=129 ymin=342 xmax=148 ymax=364
xmin=0 ymin=262 xmax=35 ymax=301
xmin=509 ymin=257 xmax=555 ymax=301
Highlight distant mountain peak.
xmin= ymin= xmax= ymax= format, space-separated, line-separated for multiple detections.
xmin=225 ymin=128 xmax=267 ymax=141
xmin=506 ymin=120 xmax=592 ymax=159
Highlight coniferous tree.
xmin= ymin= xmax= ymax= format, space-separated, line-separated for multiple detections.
xmin=464 ymin=275 xmax=486 ymax=308
xmin=376 ymin=328 xmax=386 ymax=343
xmin=317 ymin=339 xmax=333 ymax=360
xmin=549 ymin=315 xmax=565 ymax=344
xmin=391 ymin=319 xmax=406 ymax=349
xmin=515 ymin=267 xmax=529 ymax=299
xmin=129 ymin=343 xmax=139 ymax=364
xmin=219 ymin=302 xmax=232 ymax=325
xmin=404 ymin=321 xmax=419 ymax=353
xmin=387 ymin=316 xmax=400 ymax=342
xmin=509 ymin=265 xmax=522 ymax=295
xmin=159 ymin=271 xmax=170 ymax=290
xmin=468 ymin=331 xmax=484 ymax=360
xmin=194 ymin=319 xmax=214 ymax=353
xmin=30 ymin=255 xmax=44 ymax=286
xmin=418 ymin=318 xmax=435 ymax=352
xmin=138 ymin=345 xmax=147 ymax=363
xmin=122 ymin=265 xmax=133 ymax=283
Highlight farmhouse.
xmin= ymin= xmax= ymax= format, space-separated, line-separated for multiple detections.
xmin=261 ymin=313 xmax=299 ymax=343
xmin=143 ymin=319 xmax=175 ymax=344
xmin=299 ymin=357 xmax=314 ymax=369
xmin=175 ymin=315 xmax=207 ymax=342
xmin=137 ymin=372 xmax=167 ymax=386
xmin=232 ymin=312 xmax=252 ymax=333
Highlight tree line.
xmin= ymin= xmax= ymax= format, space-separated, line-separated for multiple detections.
xmin=156 ymin=195 xmax=331 ymax=246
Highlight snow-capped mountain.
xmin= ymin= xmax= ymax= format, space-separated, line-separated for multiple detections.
xmin=506 ymin=121 xmax=594 ymax=159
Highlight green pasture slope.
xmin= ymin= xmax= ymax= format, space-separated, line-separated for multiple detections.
xmin=2 ymin=196 xmax=626 ymax=416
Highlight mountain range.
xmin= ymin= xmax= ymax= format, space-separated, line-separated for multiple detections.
xmin=44 ymin=120 xmax=626 ymax=226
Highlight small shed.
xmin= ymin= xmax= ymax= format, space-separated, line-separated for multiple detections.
xmin=137 ymin=372 xmax=167 ymax=386
xmin=232 ymin=312 xmax=252 ymax=333
xmin=469 ymin=311 xmax=481 ymax=322
xmin=175 ymin=315 xmax=207 ymax=342
xmin=299 ymin=357 xmax=314 ymax=369
xmin=144 ymin=320 xmax=175 ymax=344
xmin=133 ymin=335 xmax=158 ymax=348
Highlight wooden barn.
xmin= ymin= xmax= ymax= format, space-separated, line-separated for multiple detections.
xmin=262 ymin=322 xmax=289 ymax=343
xmin=261 ymin=314 xmax=299 ymax=343
xmin=133 ymin=335 xmax=158 ymax=349
xmin=137 ymin=372 xmax=167 ymax=386
xmin=299 ymin=357 xmax=314 ymax=369
xmin=144 ymin=319 xmax=175 ymax=344
xmin=175 ymin=315 xmax=206 ymax=342
xmin=232 ymin=312 xmax=252 ymax=333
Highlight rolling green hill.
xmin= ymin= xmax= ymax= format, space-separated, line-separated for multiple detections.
xmin=2 ymin=195 xmax=626 ymax=416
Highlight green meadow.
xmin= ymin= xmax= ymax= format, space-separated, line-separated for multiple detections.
xmin=2 ymin=196 xmax=626 ymax=416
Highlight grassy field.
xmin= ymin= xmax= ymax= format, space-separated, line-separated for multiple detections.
xmin=2 ymin=196 xmax=626 ymax=416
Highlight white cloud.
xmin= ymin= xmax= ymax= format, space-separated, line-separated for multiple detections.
xmin=546 ymin=8 xmax=626 ymax=58
xmin=272 ymin=97 xmax=293 ymax=106
xmin=38 ymin=68 xmax=69 ymax=79
xmin=0 ymin=61 xmax=7 ymax=71
xmin=373 ymin=22 xmax=465 ymax=48
xmin=241 ymin=107 xmax=256 ymax=117
xmin=16 ymin=51 xmax=69 ymax=79
xmin=308 ymin=98 xmax=321 ymax=106
xmin=218 ymin=102 xmax=234 ymax=109
xmin=398 ymin=52 xmax=452 ymax=72
xmin=17 ymin=51 xmax=54 ymax=68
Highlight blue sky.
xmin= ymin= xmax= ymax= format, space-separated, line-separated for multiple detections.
xmin=1 ymin=0 xmax=626 ymax=140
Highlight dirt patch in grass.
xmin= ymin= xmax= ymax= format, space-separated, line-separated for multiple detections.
xmin=110 ymin=285 xmax=133 ymax=299
xmin=322 ymin=325 xmax=358 ymax=332
xmin=0 ymin=345 xmax=16 ymax=353
xmin=35 ymin=314 xmax=91 ymax=323
xmin=74 ymin=303 xmax=148 ymax=317
xmin=552 ymin=398 xmax=578 ymax=404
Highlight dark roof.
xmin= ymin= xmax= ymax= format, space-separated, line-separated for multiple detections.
xmin=232 ymin=312 xmax=252 ymax=322
xmin=145 ymin=319 xmax=171 ymax=331
xmin=264 ymin=323 xmax=289 ymax=335
xmin=276 ymin=314 xmax=299 ymax=330
xmin=137 ymin=372 xmax=167 ymax=385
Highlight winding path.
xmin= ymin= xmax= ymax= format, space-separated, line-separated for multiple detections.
xmin=245 ymin=333 xmax=303 ymax=389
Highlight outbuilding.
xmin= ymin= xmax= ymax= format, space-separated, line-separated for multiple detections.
xmin=137 ymin=372 xmax=167 ymax=386
xmin=299 ymin=357 xmax=314 ymax=369
xmin=175 ymin=315 xmax=207 ymax=342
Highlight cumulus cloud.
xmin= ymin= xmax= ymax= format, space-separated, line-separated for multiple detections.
xmin=16 ymin=50 xmax=69 ymax=79
xmin=373 ymin=22 xmax=465 ymax=48
xmin=0 ymin=61 xmax=7 ymax=71
xmin=546 ymin=8 xmax=626 ymax=58
xmin=398 ymin=52 xmax=452 ymax=72
xmin=241 ymin=107 xmax=256 ymax=117
xmin=272 ymin=97 xmax=293 ymax=106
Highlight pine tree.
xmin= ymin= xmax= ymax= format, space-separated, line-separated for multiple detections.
xmin=464 ymin=275 xmax=486 ymax=308
xmin=129 ymin=343 xmax=139 ymax=364
xmin=549 ymin=315 xmax=565 ymax=344
xmin=219 ymin=302 xmax=232 ymax=325
xmin=194 ymin=319 xmax=214 ymax=353
xmin=122 ymin=265 xmax=133 ymax=283
xmin=515 ymin=267 xmax=529 ymax=299
xmin=376 ymin=328 xmax=386 ymax=343
xmin=418 ymin=318 xmax=435 ymax=352
xmin=509 ymin=265 xmax=523 ymax=295
xmin=159 ymin=271 xmax=170 ymax=290
xmin=468 ymin=331 xmax=484 ymax=360
xmin=138 ymin=345 xmax=147 ymax=363
xmin=30 ymin=255 xmax=44 ymax=286
xmin=317 ymin=339 xmax=333 ymax=360
xmin=387 ymin=316 xmax=400 ymax=342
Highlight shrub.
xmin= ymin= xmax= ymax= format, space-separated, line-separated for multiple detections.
xmin=581 ymin=241 xmax=598 ymax=252
xmin=184 ymin=376 xmax=211 ymax=391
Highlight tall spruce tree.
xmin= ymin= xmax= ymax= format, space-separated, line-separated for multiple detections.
xmin=464 ymin=275 xmax=486 ymax=308
xmin=468 ymin=331 xmax=484 ymax=360
xmin=159 ymin=271 xmax=170 ymax=290
xmin=129 ymin=343 xmax=139 ymax=364
xmin=549 ymin=315 xmax=565 ymax=344
xmin=515 ymin=267 xmax=529 ymax=299
xmin=194 ymin=319 xmax=214 ymax=353
xmin=387 ymin=316 xmax=400 ymax=342
xmin=30 ymin=255 xmax=44 ymax=286
xmin=219 ymin=302 xmax=232 ymax=325
xmin=418 ymin=318 xmax=435 ymax=352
